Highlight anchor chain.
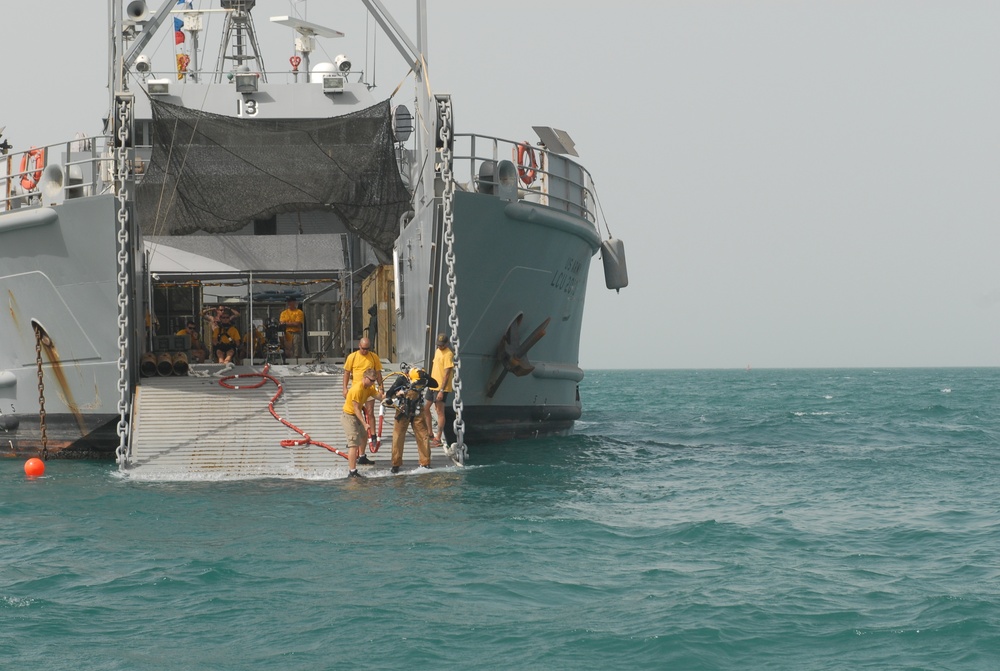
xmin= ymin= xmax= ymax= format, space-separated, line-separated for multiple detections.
xmin=437 ymin=95 xmax=468 ymax=464
xmin=114 ymin=94 xmax=134 ymax=467
xmin=33 ymin=325 xmax=48 ymax=461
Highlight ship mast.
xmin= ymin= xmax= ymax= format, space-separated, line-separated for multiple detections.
xmin=360 ymin=0 xmax=433 ymax=221
xmin=214 ymin=0 xmax=268 ymax=82
xmin=120 ymin=1 xmax=181 ymax=86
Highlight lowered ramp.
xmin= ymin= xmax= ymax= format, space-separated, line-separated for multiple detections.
xmin=123 ymin=364 xmax=441 ymax=479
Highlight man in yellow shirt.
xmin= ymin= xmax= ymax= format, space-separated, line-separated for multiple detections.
xmin=342 ymin=337 xmax=383 ymax=463
xmin=212 ymin=321 xmax=241 ymax=364
xmin=177 ymin=320 xmax=206 ymax=363
xmin=342 ymin=368 xmax=383 ymax=478
xmin=342 ymin=337 xmax=384 ymax=391
xmin=428 ymin=333 xmax=455 ymax=446
xmin=279 ymin=297 xmax=305 ymax=360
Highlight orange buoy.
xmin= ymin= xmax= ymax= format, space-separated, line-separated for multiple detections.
xmin=24 ymin=458 xmax=45 ymax=477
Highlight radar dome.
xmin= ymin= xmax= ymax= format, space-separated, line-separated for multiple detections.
xmin=309 ymin=62 xmax=337 ymax=84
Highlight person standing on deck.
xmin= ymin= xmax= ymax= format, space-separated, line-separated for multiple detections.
xmin=279 ymin=297 xmax=305 ymax=360
xmin=342 ymin=369 xmax=383 ymax=478
xmin=342 ymin=337 xmax=383 ymax=464
xmin=428 ymin=333 xmax=455 ymax=447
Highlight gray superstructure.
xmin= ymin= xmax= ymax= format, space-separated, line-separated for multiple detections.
xmin=0 ymin=0 xmax=627 ymax=466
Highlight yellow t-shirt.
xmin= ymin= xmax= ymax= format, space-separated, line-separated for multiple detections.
xmin=246 ymin=327 xmax=266 ymax=349
xmin=279 ymin=308 xmax=305 ymax=334
xmin=431 ymin=347 xmax=455 ymax=392
xmin=176 ymin=328 xmax=202 ymax=348
xmin=212 ymin=325 xmax=241 ymax=346
xmin=344 ymin=350 xmax=382 ymax=385
xmin=342 ymin=381 xmax=380 ymax=415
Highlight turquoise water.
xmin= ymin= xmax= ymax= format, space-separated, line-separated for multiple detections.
xmin=3 ymin=368 xmax=1000 ymax=670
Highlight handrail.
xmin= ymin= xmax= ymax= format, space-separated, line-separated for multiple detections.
xmin=135 ymin=69 xmax=363 ymax=86
xmin=3 ymin=131 xmax=601 ymax=228
xmin=1 ymin=136 xmax=112 ymax=212
xmin=451 ymin=133 xmax=598 ymax=226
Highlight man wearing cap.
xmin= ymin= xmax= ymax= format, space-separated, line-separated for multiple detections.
xmin=279 ymin=297 xmax=305 ymax=360
xmin=428 ymin=333 xmax=455 ymax=447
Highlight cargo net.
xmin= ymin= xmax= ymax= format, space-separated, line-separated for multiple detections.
xmin=137 ymin=98 xmax=410 ymax=257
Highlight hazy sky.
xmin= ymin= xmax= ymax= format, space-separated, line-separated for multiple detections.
xmin=3 ymin=1 xmax=998 ymax=369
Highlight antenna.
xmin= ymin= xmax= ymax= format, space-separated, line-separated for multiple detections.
xmin=532 ymin=127 xmax=579 ymax=157
xmin=270 ymin=15 xmax=344 ymax=79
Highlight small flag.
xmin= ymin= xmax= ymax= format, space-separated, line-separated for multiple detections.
xmin=173 ymin=1 xmax=187 ymax=44
xmin=176 ymin=53 xmax=190 ymax=80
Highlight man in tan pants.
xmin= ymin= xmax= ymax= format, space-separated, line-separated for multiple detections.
xmin=388 ymin=368 xmax=433 ymax=474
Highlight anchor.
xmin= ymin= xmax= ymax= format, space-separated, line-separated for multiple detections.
xmin=485 ymin=312 xmax=551 ymax=398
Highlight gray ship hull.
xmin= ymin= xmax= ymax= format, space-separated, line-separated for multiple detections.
xmin=1 ymin=414 xmax=119 ymax=459
xmin=0 ymin=194 xmax=124 ymax=457
xmin=422 ymin=190 xmax=601 ymax=444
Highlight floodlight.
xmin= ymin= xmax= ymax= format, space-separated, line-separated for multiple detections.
xmin=235 ymin=73 xmax=258 ymax=94
xmin=147 ymin=79 xmax=170 ymax=95
xmin=322 ymin=75 xmax=345 ymax=94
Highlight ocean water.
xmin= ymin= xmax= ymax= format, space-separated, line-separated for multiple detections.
xmin=3 ymin=368 xmax=1000 ymax=670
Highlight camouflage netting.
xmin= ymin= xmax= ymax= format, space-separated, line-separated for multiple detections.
xmin=137 ymin=99 xmax=410 ymax=257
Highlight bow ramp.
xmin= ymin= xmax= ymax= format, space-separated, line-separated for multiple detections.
xmin=123 ymin=364 xmax=428 ymax=479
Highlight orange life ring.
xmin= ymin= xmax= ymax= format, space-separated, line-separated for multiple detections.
xmin=19 ymin=147 xmax=45 ymax=191
xmin=515 ymin=142 xmax=537 ymax=186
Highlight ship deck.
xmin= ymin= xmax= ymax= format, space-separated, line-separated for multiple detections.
xmin=123 ymin=363 xmax=453 ymax=480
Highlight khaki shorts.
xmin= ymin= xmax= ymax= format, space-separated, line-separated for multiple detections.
xmin=426 ymin=389 xmax=451 ymax=405
xmin=341 ymin=412 xmax=366 ymax=447
xmin=284 ymin=331 xmax=302 ymax=357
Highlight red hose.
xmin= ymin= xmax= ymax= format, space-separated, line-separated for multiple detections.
xmin=362 ymin=405 xmax=382 ymax=453
xmin=219 ymin=364 xmax=348 ymax=460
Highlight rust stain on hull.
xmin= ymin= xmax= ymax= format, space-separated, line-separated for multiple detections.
xmin=36 ymin=325 xmax=89 ymax=436
xmin=8 ymin=290 xmax=19 ymax=329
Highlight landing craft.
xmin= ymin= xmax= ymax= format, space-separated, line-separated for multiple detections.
xmin=0 ymin=0 xmax=627 ymax=476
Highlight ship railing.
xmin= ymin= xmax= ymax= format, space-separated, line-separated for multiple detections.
xmin=451 ymin=133 xmax=598 ymax=226
xmin=0 ymin=136 xmax=114 ymax=212
xmin=135 ymin=68 xmax=362 ymax=87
